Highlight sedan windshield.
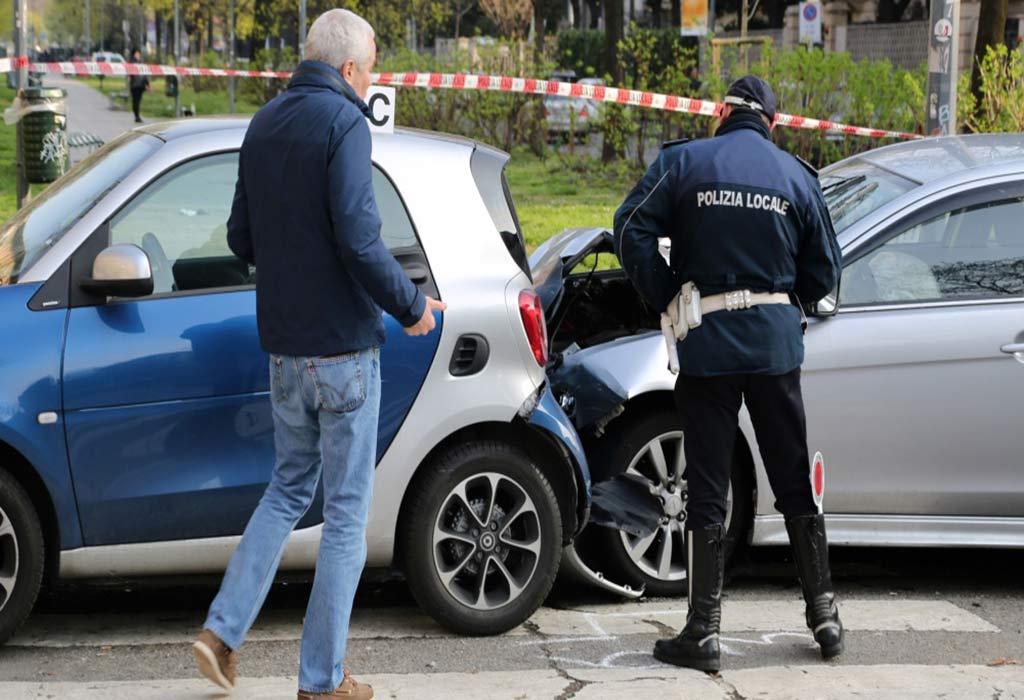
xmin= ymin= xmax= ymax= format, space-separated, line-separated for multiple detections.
xmin=0 ymin=132 xmax=160 ymax=286
xmin=821 ymin=160 xmax=918 ymax=234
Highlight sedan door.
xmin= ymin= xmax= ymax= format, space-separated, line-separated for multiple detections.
xmin=802 ymin=181 xmax=1024 ymax=517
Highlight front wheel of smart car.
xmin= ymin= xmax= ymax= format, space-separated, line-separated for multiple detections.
xmin=402 ymin=441 xmax=563 ymax=636
xmin=0 ymin=466 xmax=45 ymax=645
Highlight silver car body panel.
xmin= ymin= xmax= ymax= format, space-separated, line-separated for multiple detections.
xmin=43 ymin=121 xmax=556 ymax=577
xmin=752 ymin=514 xmax=1024 ymax=548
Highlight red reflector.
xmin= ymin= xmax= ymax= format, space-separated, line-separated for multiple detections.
xmin=518 ymin=289 xmax=549 ymax=367
xmin=814 ymin=461 xmax=824 ymax=496
xmin=578 ymin=109 xmax=588 ymax=118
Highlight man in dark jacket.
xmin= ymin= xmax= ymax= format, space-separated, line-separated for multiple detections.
xmin=191 ymin=10 xmax=444 ymax=700
xmin=128 ymin=49 xmax=150 ymax=124
xmin=615 ymin=76 xmax=843 ymax=672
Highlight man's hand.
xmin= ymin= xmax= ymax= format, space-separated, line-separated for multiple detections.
xmin=404 ymin=297 xmax=447 ymax=336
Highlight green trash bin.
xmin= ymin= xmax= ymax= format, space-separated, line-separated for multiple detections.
xmin=165 ymin=75 xmax=179 ymax=98
xmin=19 ymin=86 xmax=70 ymax=184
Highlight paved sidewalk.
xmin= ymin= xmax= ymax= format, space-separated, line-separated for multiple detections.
xmin=43 ymin=75 xmax=138 ymax=160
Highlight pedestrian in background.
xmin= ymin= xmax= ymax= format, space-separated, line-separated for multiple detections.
xmin=191 ymin=9 xmax=445 ymax=700
xmin=129 ymin=49 xmax=150 ymax=124
xmin=615 ymin=75 xmax=844 ymax=673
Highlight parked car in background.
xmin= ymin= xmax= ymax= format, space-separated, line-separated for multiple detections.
xmin=0 ymin=121 xmax=592 ymax=644
xmin=90 ymin=51 xmax=126 ymax=64
xmin=545 ymin=78 xmax=605 ymax=141
xmin=535 ymin=134 xmax=1024 ymax=596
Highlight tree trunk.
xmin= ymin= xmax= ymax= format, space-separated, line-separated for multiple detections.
xmin=765 ymin=0 xmax=786 ymax=27
xmin=971 ymin=0 xmax=1009 ymax=102
xmin=588 ymin=0 xmax=601 ymax=27
xmin=671 ymin=0 xmax=681 ymax=27
xmin=877 ymin=0 xmax=911 ymax=22
xmin=602 ymin=0 xmax=625 ymax=163
xmin=650 ymin=0 xmax=662 ymax=27
xmin=570 ymin=0 xmax=582 ymax=27
xmin=155 ymin=13 xmax=163 ymax=63
xmin=533 ymin=0 xmax=546 ymax=55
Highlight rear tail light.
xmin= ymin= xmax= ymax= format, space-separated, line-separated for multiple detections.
xmin=518 ymin=289 xmax=549 ymax=367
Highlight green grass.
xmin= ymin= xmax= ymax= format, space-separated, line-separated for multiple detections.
xmin=78 ymin=76 xmax=262 ymax=118
xmin=505 ymin=149 xmax=629 ymax=253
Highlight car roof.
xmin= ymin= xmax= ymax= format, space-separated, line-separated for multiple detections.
xmin=135 ymin=118 xmax=484 ymax=152
xmin=825 ymin=133 xmax=1024 ymax=185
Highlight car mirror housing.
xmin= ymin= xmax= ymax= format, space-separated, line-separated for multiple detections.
xmin=79 ymin=244 xmax=155 ymax=298
xmin=809 ymin=288 xmax=840 ymax=318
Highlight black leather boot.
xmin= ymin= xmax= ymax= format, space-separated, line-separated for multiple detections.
xmin=786 ymin=514 xmax=844 ymax=659
xmin=653 ymin=524 xmax=724 ymax=672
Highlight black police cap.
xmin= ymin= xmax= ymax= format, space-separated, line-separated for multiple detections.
xmin=724 ymin=75 xmax=777 ymax=122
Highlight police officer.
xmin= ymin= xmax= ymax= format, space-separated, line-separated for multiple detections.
xmin=614 ymin=76 xmax=843 ymax=671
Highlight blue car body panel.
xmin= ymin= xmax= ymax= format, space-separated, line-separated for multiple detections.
xmin=61 ymin=288 xmax=440 ymax=546
xmin=0 ymin=285 xmax=83 ymax=549
xmin=529 ymin=385 xmax=592 ymax=501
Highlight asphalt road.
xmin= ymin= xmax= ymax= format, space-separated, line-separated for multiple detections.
xmin=1 ymin=546 xmax=1021 ymax=699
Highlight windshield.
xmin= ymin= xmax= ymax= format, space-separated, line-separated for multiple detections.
xmin=821 ymin=160 xmax=917 ymax=233
xmin=0 ymin=133 xmax=160 ymax=286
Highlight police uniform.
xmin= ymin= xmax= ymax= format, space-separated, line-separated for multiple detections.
xmin=614 ymin=76 xmax=844 ymax=671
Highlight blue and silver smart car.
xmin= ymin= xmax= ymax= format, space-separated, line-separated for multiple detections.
xmin=0 ymin=120 xmax=591 ymax=642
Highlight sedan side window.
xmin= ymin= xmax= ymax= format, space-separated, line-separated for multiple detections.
xmin=109 ymin=153 xmax=251 ymax=296
xmin=840 ymin=197 xmax=1024 ymax=306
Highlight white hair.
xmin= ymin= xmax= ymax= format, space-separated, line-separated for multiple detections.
xmin=305 ymin=9 xmax=375 ymax=70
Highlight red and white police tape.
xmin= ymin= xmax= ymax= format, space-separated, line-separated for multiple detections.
xmin=0 ymin=56 xmax=922 ymax=141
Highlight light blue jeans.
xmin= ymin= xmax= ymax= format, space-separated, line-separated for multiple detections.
xmin=204 ymin=348 xmax=380 ymax=694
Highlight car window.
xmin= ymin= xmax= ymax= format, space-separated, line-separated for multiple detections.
xmin=110 ymin=153 xmax=249 ymax=295
xmin=840 ymin=197 xmax=1024 ymax=306
xmin=0 ymin=132 xmax=159 ymax=287
xmin=109 ymin=155 xmax=419 ymax=296
xmin=821 ymin=161 xmax=918 ymax=233
xmin=373 ymin=167 xmax=419 ymax=251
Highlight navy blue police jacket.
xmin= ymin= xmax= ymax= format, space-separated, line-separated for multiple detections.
xmin=227 ymin=60 xmax=426 ymax=357
xmin=614 ymin=113 xmax=841 ymax=377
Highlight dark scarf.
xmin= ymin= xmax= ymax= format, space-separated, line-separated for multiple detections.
xmin=715 ymin=109 xmax=772 ymax=140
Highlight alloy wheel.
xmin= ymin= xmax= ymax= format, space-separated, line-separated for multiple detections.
xmin=617 ymin=431 xmax=733 ymax=582
xmin=0 ymin=504 xmax=19 ymax=612
xmin=432 ymin=472 xmax=542 ymax=610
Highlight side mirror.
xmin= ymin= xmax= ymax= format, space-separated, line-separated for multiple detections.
xmin=809 ymin=293 xmax=839 ymax=317
xmin=80 ymin=244 xmax=155 ymax=298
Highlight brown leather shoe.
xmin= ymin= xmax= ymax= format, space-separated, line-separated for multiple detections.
xmin=297 ymin=670 xmax=373 ymax=699
xmin=192 ymin=629 xmax=238 ymax=691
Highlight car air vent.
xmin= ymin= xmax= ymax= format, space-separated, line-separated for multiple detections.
xmin=449 ymin=334 xmax=490 ymax=377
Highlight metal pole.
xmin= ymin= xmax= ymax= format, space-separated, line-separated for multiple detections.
xmin=298 ymin=0 xmax=307 ymax=61
xmin=173 ymin=0 xmax=180 ymax=117
xmin=14 ymin=0 xmax=28 ymax=209
xmin=228 ymin=0 xmax=235 ymax=113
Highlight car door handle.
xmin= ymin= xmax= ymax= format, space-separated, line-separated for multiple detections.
xmin=1001 ymin=342 xmax=1024 ymax=355
xmin=403 ymin=263 xmax=429 ymax=284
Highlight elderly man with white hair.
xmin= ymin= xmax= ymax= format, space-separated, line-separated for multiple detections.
xmin=190 ymin=9 xmax=445 ymax=700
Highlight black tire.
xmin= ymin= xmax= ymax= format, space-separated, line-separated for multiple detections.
xmin=0 ymin=466 xmax=45 ymax=645
xmin=587 ymin=410 xmax=753 ymax=598
xmin=402 ymin=441 xmax=562 ymax=636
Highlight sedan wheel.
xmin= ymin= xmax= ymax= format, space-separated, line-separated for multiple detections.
xmin=617 ymin=431 xmax=734 ymax=584
xmin=586 ymin=411 xmax=752 ymax=597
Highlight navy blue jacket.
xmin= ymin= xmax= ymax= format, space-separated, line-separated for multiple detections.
xmin=614 ymin=113 xmax=841 ymax=377
xmin=227 ymin=60 xmax=426 ymax=357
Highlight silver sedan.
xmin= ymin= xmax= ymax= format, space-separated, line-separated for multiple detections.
xmin=538 ymin=133 xmax=1024 ymax=597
